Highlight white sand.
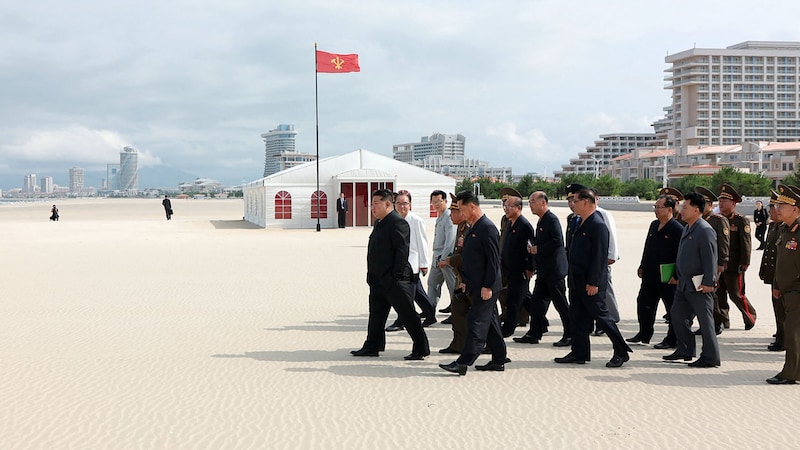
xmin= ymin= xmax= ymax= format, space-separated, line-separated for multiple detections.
xmin=0 ymin=198 xmax=795 ymax=449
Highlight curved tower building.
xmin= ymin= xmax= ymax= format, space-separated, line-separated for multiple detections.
xmin=119 ymin=146 xmax=139 ymax=191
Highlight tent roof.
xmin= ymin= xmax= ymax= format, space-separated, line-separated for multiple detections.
xmin=248 ymin=148 xmax=455 ymax=186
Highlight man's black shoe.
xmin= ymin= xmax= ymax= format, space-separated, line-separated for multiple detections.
xmin=404 ymin=352 xmax=426 ymax=361
xmin=662 ymin=352 xmax=692 ymax=361
xmin=439 ymin=306 xmax=451 ymax=313
xmin=606 ymin=353 xmax=630 ymax=368
xmin=422 ymin=317 xmax=437 ymax=327
xmin=439 ymin=361 xmax=467 ymax=376
xmin=688 ymin=359 xmax=719 ymax=368
xmin=768 ymin=342 xmax=786 ymax=352
xmin=385 ymin=325 xmax=404 ymax=332
xmin=554 ymin=353 xmax=587 ymax=364
xmin=653 ymin=341 xmax=675 ymax=350
xmin=441 ymin=316 xmax=453 ymax=325
xmin=350 ymin=348 xmax=379 ymax=357
xmin=475 ymin=362 xmax=505 ymax=371
xmin=552 ymin=337 xmax=572 ymax=347
xmin=439 ymin=347 xmax=459 ymax=354
xmin=512 ymin=334 xmax=539 ymax=344
xmin=766 ymin=374 xmax=796 ymax=385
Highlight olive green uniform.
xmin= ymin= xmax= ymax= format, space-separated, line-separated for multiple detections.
xmin=704 ymin=212 xmax=730 ymax=328
xmin=774 ymin=218 xmax=800 ymax=381
xmin=717 ymin=212 xmax=757 ymax=329
xmin=444 ymin=221 xmax=471 ymax=353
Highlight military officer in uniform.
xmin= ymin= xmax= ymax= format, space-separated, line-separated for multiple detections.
xmin=767 ymin=185 xmax=800 ymax=384
xmin=438 ymin=194 xmax=471 ymax=354
xmin=693 ymin=186 xmax=731 ymax=338
xmin=760 ymin=190 xmax=784 ymax=352
xmin=659 ymin=187 xmax=686 ymax=225
xmin=716 ymin=184 xmax=757 ymax=330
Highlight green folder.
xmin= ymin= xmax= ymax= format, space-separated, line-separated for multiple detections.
xmin=660 ymin=263 xmax=676 ymax=283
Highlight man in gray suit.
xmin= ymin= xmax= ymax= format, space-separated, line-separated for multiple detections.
xmin=663 ymin=192 xmax=721 ymax=368
xmin=427 ymin=190 xmax=457 ymax=313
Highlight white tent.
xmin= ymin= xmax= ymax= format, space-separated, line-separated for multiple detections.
xmin=243 ymin=149 xmax=457 ymax=228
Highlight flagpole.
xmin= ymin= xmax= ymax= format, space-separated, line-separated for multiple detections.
xmin=314 ymin=42 xmax=321 ymax=232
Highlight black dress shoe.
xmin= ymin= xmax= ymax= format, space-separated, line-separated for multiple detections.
xmin=552 ymin=338 xmax=572 ymax=347
xmin=606 ymin=353 xmax=630 ymax=368
xmin=512 ymin=334 xmax=539 ymax=344
xmin=688 ymin=359 xmax=719 ymax=368
xmin=745 ymin=322 xmax=755 ymax=330
xmin=441 ymin=316 xmax=453 ymax=325
xmin=439 ymin=347 xmax=460 ymax=354
xmin=768 ymin=343 xmax=786 ymax=352
xmin=693 ymin=328 xmax=702 ymax=336
xmin=439 ymin=305 xmax=451 ymax=313
xmin=653 ymin=341 xmax=676 ymax=350
xmin=475 ymin=361 xmax=505 ymax=371
xmin=662 ymin=352 xmax=692 ymax=361
xmin=350 ymin=348 xmax=379 ymax=357
xmin=422 ymin=317 xmax=437 ymax=327
xmin=385 ymin=325 xmax=404 ymax=332
xmin=766 ymin=375 xmax=796 ymax=385
xmin=439 ymin=361 xmax=467 ymax=376
xmin=404 ymin=352 xmax=425 ymax=361
xmin=593 ymin=329 xmax=605 ymax=336
xmin=554 ymin=353 xmax=587 ymax=364
xmin=625 ymin=334 xmax=650 ymax=344
xmin=716 ymin=324 xmax=724 ymax=335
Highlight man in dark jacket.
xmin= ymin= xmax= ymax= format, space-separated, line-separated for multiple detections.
xmin=351 ymin=189 xmax=430 ymax=360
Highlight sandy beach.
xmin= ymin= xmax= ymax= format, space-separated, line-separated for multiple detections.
xmin=1 ymin=198 xmax=797 ymax=449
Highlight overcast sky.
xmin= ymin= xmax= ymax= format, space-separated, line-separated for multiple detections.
xmin=3 ymin=0 xmax=800 ymax=188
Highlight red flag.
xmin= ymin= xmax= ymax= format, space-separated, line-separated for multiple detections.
xmin=316 ymin=50 xmax=360 ymax=73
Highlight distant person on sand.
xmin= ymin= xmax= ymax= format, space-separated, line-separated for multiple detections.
xmin=162 ymin=195 xmax=173 ymax=220
xmin=50 ymin=205 xmax=59 ymax=221
xmin=336 ymin=192 xmax=348 ymax=228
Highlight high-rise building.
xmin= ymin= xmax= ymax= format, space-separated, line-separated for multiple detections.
xmin=393 ymin=133 xmax=512 ymax=181
xmin=69 ymin=167 xmax=84 ymax=193
xmin=40 ymin=176 xmax=53 ymax=194
xmin=106 ymin=164 xmax=120 ymax=191
xmin=393 ymin=133 xmax=466 ymax=164
xmin=119 ymin=146 xmax=138 ymax=191
xmin=665 ymin=41 xmax=800 ymax=161
xmin=262 ymin=124 xmax=317 ymax=177
xmin=23 ymin=174 xmax=36 ymax=194
xmin=554 ymin=133 xmax=664 ymax=178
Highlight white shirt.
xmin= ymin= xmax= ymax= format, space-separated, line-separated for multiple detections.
xmin=596 ymin=206 xmax=619 ymax=261
xmin=404 ymin=212 xmax=430 ymax=274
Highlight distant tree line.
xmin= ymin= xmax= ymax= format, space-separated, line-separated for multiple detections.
xmin=456 ymin=166 xmax=792 ymax=200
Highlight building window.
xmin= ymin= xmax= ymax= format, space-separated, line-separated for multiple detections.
xmin=275 ymin=190 xmax=292 ymax=219
xmin=311 ymin=191 xmax=327 ymax=219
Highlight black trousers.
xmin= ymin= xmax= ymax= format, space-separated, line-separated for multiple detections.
xmin=501 ymin=277 xmax=530 ymax=337
xmin=568 ymin=278 xmax=631 ymax=360
xmin=391 ymin=274 xmax=435 ymax=326
xmin=338 ymin=210 xmax=346 ymax=228
xmin=526 ymin=276 xmax=570 ymax=340
xmin=457 ymin=293 xmax=506 ymax=366
xmin=634 ymin=281 xmax=676 ymax=343
xmin=363 ymin=280 xmax=429 ymax=355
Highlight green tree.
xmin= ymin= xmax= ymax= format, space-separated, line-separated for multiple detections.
xmin=593 ymin=175 xmax=621 ymax=196
xmin=781 ymin=167 xmax=800 ymax=187
xmin=455 ymin=177 xmax=473 ymax=195
xmin=515 ymin=174 xmax=535 ymax=198
xmin=620 ymin=178 xmax=659 ymax=200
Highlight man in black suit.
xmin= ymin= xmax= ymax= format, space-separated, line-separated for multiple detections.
xmin=351 ymin=189 xmax=430 ymax=360
xmin=499 ymin=195 xmax=534 ymax=337
xmin=162 ymin=195 xmax=173 ymax=220
xmin=516 ymin=191 xmax=571 ymax=347
xmin=555 ymin=188 xmax=632 ymax=368
xmin=440 ymin=190 xmax=507 ymax=375
xmin=336 ymin=192 xmax=348 ymax=228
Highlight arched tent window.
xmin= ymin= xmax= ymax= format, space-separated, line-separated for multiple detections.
xmin=311 ymin=191 xmax=328 ymax=219
xmin=429 ymin=203 xmax=437 ymax=218
xmin=275 ymin=190 xmax=292 ymax=219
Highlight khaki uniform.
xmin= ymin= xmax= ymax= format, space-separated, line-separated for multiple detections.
xmin=704 ymin=212 xmax=730 ymax=327
xmin=774 ymin=219 xmax=800 ymax=380
xmin=445 ymin=221 xmax=471 ymax=352
xmin=761 ymin=221 xmax=784 ymax=346
xmin=717 ymin=212 xmax=757 ymax=329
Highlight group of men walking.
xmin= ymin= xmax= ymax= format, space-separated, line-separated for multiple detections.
xmin=351 ymin=182 xmax=800 ymax=384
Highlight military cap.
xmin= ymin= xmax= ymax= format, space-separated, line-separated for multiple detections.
xmin=694 ymin=186 xmax=718 ymax=203
xmin=776 ymin=184 xmax=800 ymax=206
xmin=659 ymin=187 xmax=684 ymax=200
xmin=769 ymin=189 xmax=779 ymax=206
xmin=565 ymin=183 xmax=588 ymax=199
xmin=718 ymin=183 xmax=742 ymax=203
xmin=499 ymin=187 xmax=522 ymax=201
xmin=449 ymin=193 xmax=459 ymax=210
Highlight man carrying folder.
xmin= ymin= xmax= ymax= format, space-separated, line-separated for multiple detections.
xmin=628 ymin=195 xmax=683 ymax=346
xmin=663 ymin=192 xmax=721 ymax=368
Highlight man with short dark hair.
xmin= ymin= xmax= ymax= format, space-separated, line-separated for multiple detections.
xmin=351 ymin=189 xmax=430 ymax=360
xmin=663 ymin=192 xmax=720 ymax=368
xmin=336 ymin=192 xmax=348 ymax=228
xmin=440 ymin=190 xmax=507 ymax=375
xmin=716 ymin=184 xmax=756 ymax=330
xmin=499 ymin=195 xmax=534 ymax=337
xmin=555 ymin=188 xmax=632 ymax=368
